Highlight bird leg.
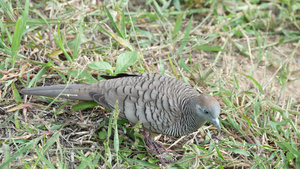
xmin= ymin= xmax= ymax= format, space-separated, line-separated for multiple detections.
xmin=142 ymin=130 xmax=173 ymax=165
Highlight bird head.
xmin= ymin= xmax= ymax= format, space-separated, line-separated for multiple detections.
xmin=194 ymin=94 xmax=221 ymax=130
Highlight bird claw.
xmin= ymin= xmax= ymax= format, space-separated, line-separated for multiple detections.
xmin=143 ymin=130 xmax=174 ymax=165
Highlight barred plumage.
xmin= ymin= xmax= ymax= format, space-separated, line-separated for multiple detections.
xmin=21 ymin=73 xmax=221 ymax=137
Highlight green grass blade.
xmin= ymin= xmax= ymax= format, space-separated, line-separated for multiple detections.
xmin=177 ymin=16 xmax=192 ymax=55
xmin=0 ymin=0 xmax=15 ymax=21
xmin=0 ymin=136 xmax=43 ymax=168
xmin=178 ymin=58 xmax=191 ymax=73
xmin=2 ymin=143 xmax=10 ymax=169
xmin=72 ymin=2 xmax=84 ymax=59
xmin=168 ymin=55 xmax=178 ymax=78
xmin=240 ymin=73 xmax=263 ymax=94
xmin=105 ymin=6 xmax=124 ymax=38
xmin=172 ymin=13 xmax=183 ymax=42
xmin=27 ymin=64 xmax=51 ymax=88
xmin=279 ymin=140 xmax=300 ymax=158
xmin=35 ymin=145 xmax=56 ymax=169
xmin=55 ymin=24 xmax=73 ymax=63
xmin=10 ymin=0 xmax=29 ymax=68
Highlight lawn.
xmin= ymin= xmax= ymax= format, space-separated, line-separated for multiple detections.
xmin=0 ymin=0 xmax=299 ymax=168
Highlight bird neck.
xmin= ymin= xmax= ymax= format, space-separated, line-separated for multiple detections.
xmin=179 ymin=97 xmax=207 ymax=134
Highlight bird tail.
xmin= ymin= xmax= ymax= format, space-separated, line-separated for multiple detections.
xmin=20 ymin=84 xmax=93 ymax=101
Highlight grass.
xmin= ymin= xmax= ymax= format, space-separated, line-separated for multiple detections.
xmin=0 ymin=0 xmax=300 ymax=168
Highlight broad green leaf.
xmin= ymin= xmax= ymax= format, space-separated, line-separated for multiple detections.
xmin=98 ymin=131 xmax=106 ymax=140
xmin=72 ymin=101 xmax=99 ymax=111
xmin=88 ymin=62 xmax=113 ymax=74
xmin=173 ymin=0 xmax=181 ymax=11
xmin=68 ymin=69 xmax=97 ymax=84
xmin=115 ymin=51 xmax=138 ymax=74
xmin=50 ymin=125 xmax=62 ymax=130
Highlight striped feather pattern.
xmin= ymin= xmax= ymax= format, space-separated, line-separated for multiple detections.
xmin=21 ymin=73 xmax=220 ymax=137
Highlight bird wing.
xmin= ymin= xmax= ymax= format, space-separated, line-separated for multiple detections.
xmin=85 ymin=73 xmax=185 ymax=134
xmin=89 ymin=84 xmax=182 ymax=134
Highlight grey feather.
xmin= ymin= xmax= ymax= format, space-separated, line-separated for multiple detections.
xmin=21 ymin=73 xmax=221 ymax=136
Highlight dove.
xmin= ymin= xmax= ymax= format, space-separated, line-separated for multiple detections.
xmin=21 ymin=73 xmax=221 ymax=163
xmin=21 ymin=73 xmax=221 ymax=135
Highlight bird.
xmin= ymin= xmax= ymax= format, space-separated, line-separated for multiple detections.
xmin=21 ymin=73 xmax=221 ymax=163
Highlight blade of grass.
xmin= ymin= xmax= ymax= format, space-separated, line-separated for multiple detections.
xmin=75 ymin=151 xmax=90 ymax=169
xmin=35 ymin=145 xmax=56 ymax=169
xmin=121 ymin=8 xmax=126 ymax=38
xmin=2 ymin=143 xmax=10 ymax=169
xmin=178 ymin=58 xmax=191 ymax=73
xmin=30 ymin=10 xmax=73 ymax=63
xmin=105 ymin=6 xmax=124 ymax=38
xmin=168 ymin=55 xmax=178 ymax=78
xmin=159 ymin=58 xmax=165 ymax=75
xmin=0 ymin=136 xmax=43 ymax=168
xmin=72 ymin=2 xmax=84 ymax=59
xmin=151 ymin=0 xmax=171 ymax=27
xmin=27 ymin=63 xmax=51 ymax=88
xmin=11 ymin=82 xmax=22 ymax=104
xmin=113 ymin=103 xmax=120 ymax=166
xmin=177 ymin=16 xmax=193 ymax=55
xmin=279 ymin=140 xmax=300 ymax=158
xmin=172 ymin=13 xmax=183 ymax=42
xmin=10 ymin=1 xmax=28 ymax=67
xmin=240 ymin=73 xmax=263 ymax=94
xmin=98 ymin=151 xmax=113 ymax=169
xmin=0 ymin=0 xmax=15 ymax=21
xmin=55 ymin=23 xmax=73 ymax=63
xmin=33 ymin=131 xmax=61 ymax=167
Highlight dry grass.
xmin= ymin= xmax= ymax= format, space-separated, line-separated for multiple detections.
xmin=1 ymin=0 xmax=299 ymax=168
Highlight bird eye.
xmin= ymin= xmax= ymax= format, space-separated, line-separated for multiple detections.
xmin=204 ymin=109 xmax=209 ymax=114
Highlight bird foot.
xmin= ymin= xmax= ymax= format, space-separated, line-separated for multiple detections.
xmin=142 ymin=130 xmax=174 ymax=165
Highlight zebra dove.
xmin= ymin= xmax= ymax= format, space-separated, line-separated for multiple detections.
xmin=21 ymin=73 xmax=221 ymax=137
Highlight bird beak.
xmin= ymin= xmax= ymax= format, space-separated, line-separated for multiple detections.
xmin=212 ymin=118 xmax=221 ymax=131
